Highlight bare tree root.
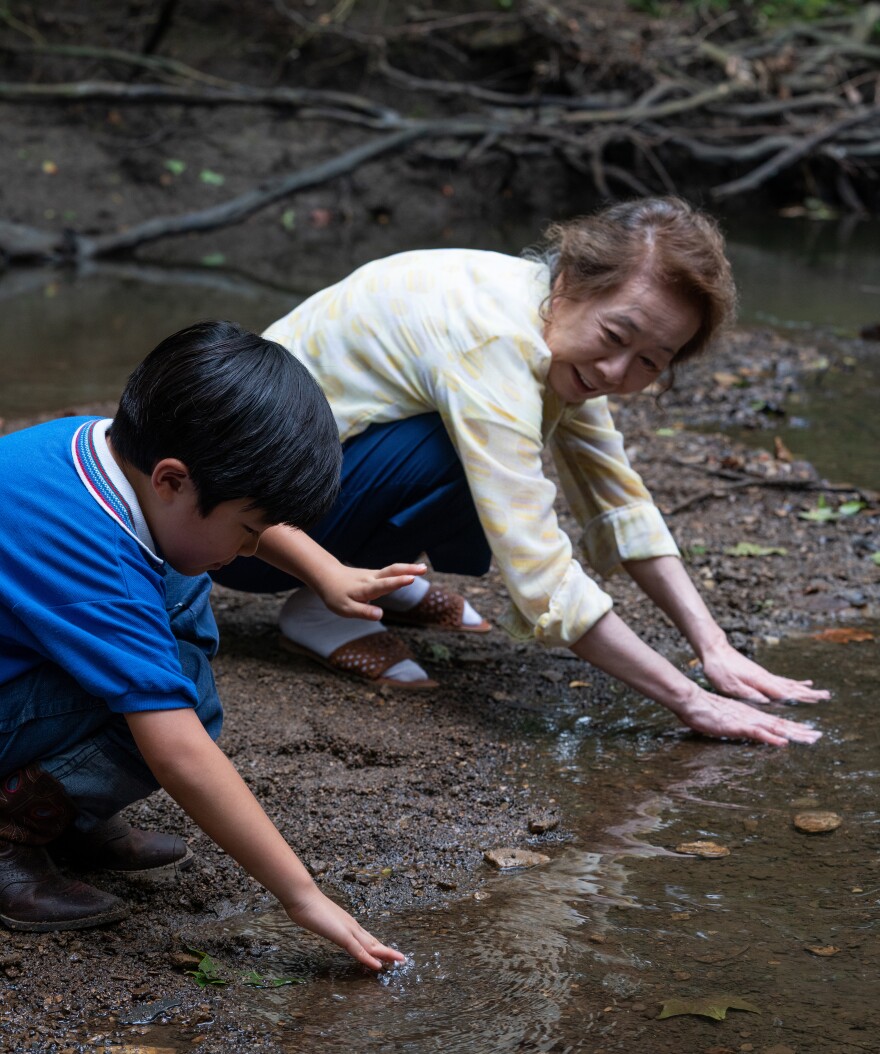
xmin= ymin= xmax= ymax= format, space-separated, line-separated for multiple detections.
xmin=2 ymin=0 xmax=880 ymax=262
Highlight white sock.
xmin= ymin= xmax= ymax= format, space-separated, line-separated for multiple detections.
xmin=379 ymin=577 xmax=485 ymax=626
xmin=279 ymin=589 xmax=428 ymax=683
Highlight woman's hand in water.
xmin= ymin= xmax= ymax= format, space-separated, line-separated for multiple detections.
xmin=700 ymin=640 xmax=830 ymax=705
xmin=672 ymin=682 xmax=823 ymax=747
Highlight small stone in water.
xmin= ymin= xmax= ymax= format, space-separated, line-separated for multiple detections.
xmin=674 ymin=840 xmax=730 ymax=858
xmin=483 ymin=847 xmax=550 ymax=870
xmin=528 ymin=815 xmax=559 ymax=834
xmin=793 ymin=810 xmax=842 ymax=833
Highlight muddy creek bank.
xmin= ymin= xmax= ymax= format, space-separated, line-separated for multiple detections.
xmin=1 ymin=313 xmax=878 ymax=1052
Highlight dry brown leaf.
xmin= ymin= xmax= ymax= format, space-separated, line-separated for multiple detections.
xmin=811 ymin=628 xmax=874 ymax=644
xmin=805 ymin=945 xmax=841 ymax=956
xmin=773 ymin=435 xmax=794 ymax=462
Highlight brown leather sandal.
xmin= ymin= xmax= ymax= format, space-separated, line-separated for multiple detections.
xmin=381 ymin=585 xmax=491 ymax=633
xmin=279 ymin=631 xmax=439 ymax=690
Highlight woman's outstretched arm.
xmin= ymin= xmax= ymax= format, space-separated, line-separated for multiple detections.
xmin=623 ymin=555 xmax=829 ymax=704
xmin=570 ymin=607 xmax=823 ymax=747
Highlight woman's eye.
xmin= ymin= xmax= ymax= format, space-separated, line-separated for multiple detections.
xmin=639 ymin=356 xmax=660 ymax=372
xmin=604 ymin=329 xmax=623 ymax=345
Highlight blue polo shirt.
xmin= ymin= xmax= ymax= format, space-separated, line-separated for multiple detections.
xmin=0 ymin=417 xmax=218 ymax=715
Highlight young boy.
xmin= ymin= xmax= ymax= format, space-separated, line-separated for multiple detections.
xmin=0 ymin=321 xmax=412 ymax=971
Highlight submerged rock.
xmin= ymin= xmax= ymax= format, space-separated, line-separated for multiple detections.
xmin=483 ymin=847 xmax=550 ymax=870
xmin=674 ymin=840 xmax=730 ymax=858
xmin=793 ymin=810 xmax=842 ymax=833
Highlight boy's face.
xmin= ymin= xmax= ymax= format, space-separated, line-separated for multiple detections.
xmin=154 ymin=488 xmax=272 ymax=576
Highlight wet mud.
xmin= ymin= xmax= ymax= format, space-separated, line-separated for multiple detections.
xmin=1 ymin=316 xmax=878 ymax=1052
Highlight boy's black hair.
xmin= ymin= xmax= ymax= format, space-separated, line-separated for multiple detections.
xmin=109 ymin=320 xmax=341 ymax=528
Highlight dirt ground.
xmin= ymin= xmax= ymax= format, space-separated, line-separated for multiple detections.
xmin=1 ymin=4 xmax=879 ymax=1050
xmin=1 ymin=317 xmax=877 ymax=1051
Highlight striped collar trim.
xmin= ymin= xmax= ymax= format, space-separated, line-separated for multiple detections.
xmin=72 ymin=419 xmax=161 ymax=564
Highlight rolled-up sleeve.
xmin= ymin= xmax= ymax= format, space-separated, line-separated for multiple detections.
xmin=551 ymin=398 xmax=680 ymax=578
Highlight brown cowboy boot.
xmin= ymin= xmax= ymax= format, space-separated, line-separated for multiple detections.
xmin=52 ymin=813 xmax=193 ymax=882
xmin=0 ymin=842 xmax=128 ymax=932
xmin=0 ymin=766 xmax=127 ymax=932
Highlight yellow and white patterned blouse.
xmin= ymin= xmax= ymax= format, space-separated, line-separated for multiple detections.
xmin=264 ymin=248 xmax=680 ymax=647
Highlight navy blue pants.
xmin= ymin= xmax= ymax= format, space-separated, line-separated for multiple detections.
xmin=213 ymin=413 xmax=492 ymax=594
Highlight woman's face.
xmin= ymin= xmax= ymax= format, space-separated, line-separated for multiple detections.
xmin=544 ymin=272 xmax=701 ymax=403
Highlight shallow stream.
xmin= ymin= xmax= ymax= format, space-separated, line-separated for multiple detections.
xmin=131 ymin=627 xmax=879 ymax=1053
xmin=2 ymin=214 xmax=878 ymax=1052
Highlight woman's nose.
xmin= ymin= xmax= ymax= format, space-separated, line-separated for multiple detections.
xmin=595 ymin=352 xmax=629 ymax=388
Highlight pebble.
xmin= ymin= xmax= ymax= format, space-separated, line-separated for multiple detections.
xmin=793 ymin=810 xmax=842 ymax=833
xmin=483 ymin=847 xmax=551 ymax=870
xmin=673 ymin=840 xmax=730 ymax=858
xmin=528 ymin=816 xmax=559 ymax=834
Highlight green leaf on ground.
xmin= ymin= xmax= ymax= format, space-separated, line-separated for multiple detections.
xmin=837 ymin=500 xmax=866 ymax=517
xmin=799 ymin=496 xmax=864 ymax=523
xmin=199 ymin=169 xmax=226 ymax=186
xmin=872 ymin=552 xmax=880 ymax=566
xmin=185 ymin=951 xmax=229 ymax=988
xmin=725 ymin=542 xmax=788 ymax=557
xmin=200 ymin=252 xmax=226 ymax=268
xmin=281 ymin=208 xmax=297 ymax=230
xmin=799 ymin=494 xmax=834 ymax=522
xmin=241 ymin=969 xmax=304 ymax=988
xmin=658 ymin=995 xmax=761 ymax=1021
xmin=655 ymin=427 xmax=677 ymax=436
xmin=164 ymin=158 xmax=186 ymax=175
xmin=425 ymin=641 xmax=452 ymax=664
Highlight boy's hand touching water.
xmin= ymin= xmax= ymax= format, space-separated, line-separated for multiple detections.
xmin=284 ymin=886 xmax=405 ymax=971
xmin=127 ymin=708 xmax=403 ymax=971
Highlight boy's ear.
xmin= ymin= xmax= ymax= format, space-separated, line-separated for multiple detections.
xmin=150 ymin=458 xmax=195 ymax=504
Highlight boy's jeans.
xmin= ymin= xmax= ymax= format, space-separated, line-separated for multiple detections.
xmin=0 ymin=569 xmax=222 ymax=833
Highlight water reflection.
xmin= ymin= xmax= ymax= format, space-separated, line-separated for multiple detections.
xmin=128 ymin=626 xmax=879 ymax=1053
xmin=0 ymin=263 xmax=294 ymax=418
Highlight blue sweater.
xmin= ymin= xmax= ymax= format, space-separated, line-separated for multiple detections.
xmin=0 ymin=417 xmax=215 ymax=715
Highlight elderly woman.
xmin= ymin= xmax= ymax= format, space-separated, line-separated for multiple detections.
xmin=214 ymin=196 xmax=827 ymax=746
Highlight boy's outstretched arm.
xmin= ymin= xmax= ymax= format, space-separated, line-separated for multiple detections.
xmin=125 ymin=708 xmax=405 ymax=971
xmin=257 ymin=524 xmax=426 ymax=620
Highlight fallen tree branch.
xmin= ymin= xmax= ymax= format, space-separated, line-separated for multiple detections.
xmin=667 ymin=477 xmax=868 ymax=516
xmin=712 ymin=104 xmax=880 ymax=198
xmin=0 ymin=78 xmax=398 ymax=124
xmin=78 ymin=124 xmax=434 ymax=258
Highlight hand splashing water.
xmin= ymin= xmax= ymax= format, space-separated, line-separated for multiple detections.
xmin=377 ymin=950 xmax=444 ymax=989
